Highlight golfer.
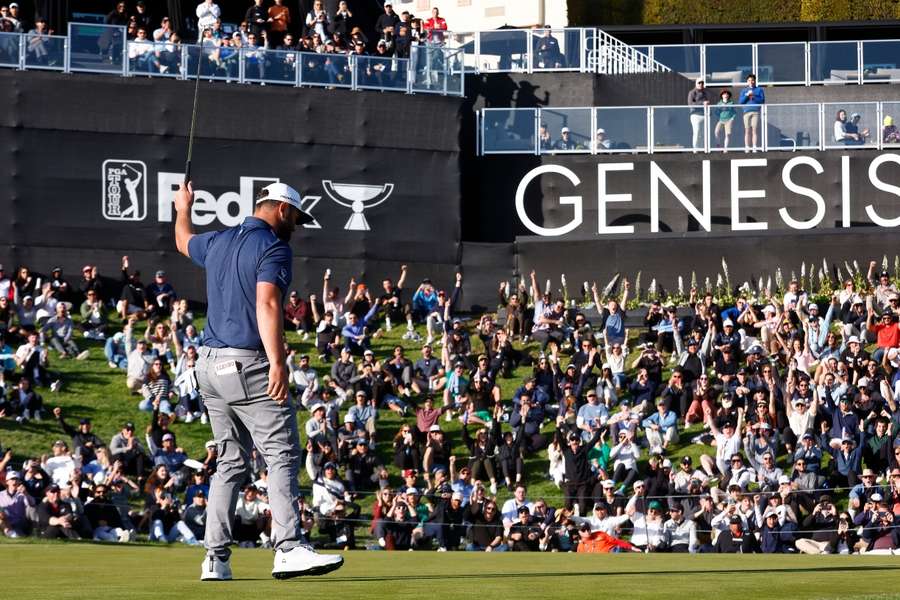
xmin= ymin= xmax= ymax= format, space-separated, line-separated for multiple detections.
xmin=174 ymin=181 xmax=343 ymax=581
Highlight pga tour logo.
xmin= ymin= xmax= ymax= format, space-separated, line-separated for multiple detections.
xmin=102 ymin=159 xmax=147 ymax=221
xmin=100 ymin=159 xmax=393 ymax=230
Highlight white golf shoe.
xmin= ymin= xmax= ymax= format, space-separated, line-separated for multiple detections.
xmin=271 ymin=545 xmax=344 ymax=579
xmin=200 ymin=556 xmax=232 ymax=581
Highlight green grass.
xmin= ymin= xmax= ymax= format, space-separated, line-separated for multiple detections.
xmin=2 ymin=543 xmax=900 ymax=599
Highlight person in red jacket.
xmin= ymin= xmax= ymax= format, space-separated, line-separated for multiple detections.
xmin=423 ymin=7 xmax=447 ymax=44
xmin=575 ymin=522 xmax=640 ymax=553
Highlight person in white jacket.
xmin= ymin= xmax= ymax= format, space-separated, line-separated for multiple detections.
xmin=195 ymin=0 xmax=221 ymax=37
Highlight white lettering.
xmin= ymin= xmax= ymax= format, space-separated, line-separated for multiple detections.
xmin=730 ymin=158 xmax=768 ymax=231
xmin=156 ymin=172 xmax=278 ymax=225
xmin=779 ymin=156 xmax=825 ymax=230
xmin=514 ymin=165 xmax=583 ymax=237
xmin=866 ymin=154 xmax=900 ymax=227
xmin=650 ymin=161 xmax=710 ymax=232
xmin=842 ymin=155 xmax=851 ymax=228
xmin=598 ymin=163 xmax=634 ymax=234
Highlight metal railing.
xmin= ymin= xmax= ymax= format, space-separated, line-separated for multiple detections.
xmin=642 ymin=39 xmax=900 ymax=86
xmin=0 ymin=24 xmax=669 ymax=86
xmin=0 ymin=24 xmax=465 ymax=97
xmin=478 ymin=101 xmax=900 ymax=155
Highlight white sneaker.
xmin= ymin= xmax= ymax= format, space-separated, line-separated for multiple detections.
xmin=76 ymin=350 xmax=90 ymax=361
xmin=184 ymin=413 xmax=195 ymax=424
xmin=200 ymin=556 xmax=232 ymax=581
xmin=50 ymin=380 xmax=61 ymax=393
xmin=108 ymin=361 xmax=117 ymax=369
xmin=271 ymin=545 xmax=344 ymax=579
xmin=200 ymin=413 xmax=209 ymax=425
xmin=489 ymin=481 xmax=497 ymax=496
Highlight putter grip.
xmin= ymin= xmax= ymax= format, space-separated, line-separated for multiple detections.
xmin=184 ymin=160 xmax=191 ymax=185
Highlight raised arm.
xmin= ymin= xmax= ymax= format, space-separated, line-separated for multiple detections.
xmin=173 ymin=183 xmax=194 ymax=258
xmin=397 ymin=264 xmax=408 ymax=290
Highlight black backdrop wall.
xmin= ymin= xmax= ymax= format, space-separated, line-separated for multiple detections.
xmin=0 ymin=70 xmax=463 ymax=305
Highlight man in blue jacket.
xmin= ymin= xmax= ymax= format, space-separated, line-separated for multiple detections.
xmin=739 ymin=73 xmax=765 ymax=151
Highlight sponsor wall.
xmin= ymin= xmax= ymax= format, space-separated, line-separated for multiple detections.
xmin=0 ymin=70 xmax=463 ymax=303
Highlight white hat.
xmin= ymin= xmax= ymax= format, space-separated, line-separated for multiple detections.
xmin=343 ymin=413 xmax=355 ymax=423
xmin=763 ymin=305 xmax=776 ymax=314
xmin=808 ymin=303 xmax=819 ymax=311
xmin=256 ymin=182 xmax=314 ymax=224
xmin=723 ymin=319 xmax=734 ymax=327
xmin=847 ymin=335 xmax=860 ymax=344
xmin=596 ymin=127 xmax=606 ymax=134
xmin=601 ymin=479 xmax=615 ymax=488
xmin=561 ymin=126 xmax=570 ymax=133
xmin=871 ymin=492 xmax=884 ymax=502
xmin=405 ymin=487 xmax=419 ymax=495
xmin=428 ymin=424 xmax=441 ymax=432
xmin=778 ymin=475 xmax=791 ymax=485
xmin=662 ymin=459 xmax=672 ymax=468
xmin=309 ymin=402 xmax=325 ymax=412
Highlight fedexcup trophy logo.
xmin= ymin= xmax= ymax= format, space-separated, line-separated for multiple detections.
xmin=322 ymin=180 xmax=394 ymax=231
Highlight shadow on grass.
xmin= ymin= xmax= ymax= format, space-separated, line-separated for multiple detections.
xmin=321 ymin=564 xmax=899 ymax=584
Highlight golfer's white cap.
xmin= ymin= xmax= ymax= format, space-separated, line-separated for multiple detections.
xmin=257 ymin=182 xmax=314 ymax=225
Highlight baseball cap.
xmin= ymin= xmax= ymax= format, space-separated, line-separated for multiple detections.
xmin=155 ymin=270 xmax=165 ymax=277
xmin=681 ymin=456 xmax=692 ymax=464
xmin=5 ymin=470 xmax=20 ymax=480
xmin=405 ymin=487 xmax=418 ymax=495
xmin=162 ymin=433 xmax=175 ymax=442
xmin=194 ymin=489 xmax=206 ymax=497
xmin=323 ymin=462 xmax=337 ymax=470
xmin=871 ymin=492 xmax=884 ymax=502
xmin=204 ymin=440 xmax=217 ymax=449
xmin=778 ymin=475 xmax=791 ymax=485
xmin=596 ymin=127 xmax=606 ymax=134
xmin=402 ymin=469 xmax=416 ymax=478
xmin=355 ymin=438 xmax=367 ymax=446
xmin=808 ymin=303 xmax=819 ymax=311
xmin=847 ymin=335 xmax=860 ymax=344
xmin=79 ymin=418 xmax=91 ymax=425
xmin=648 ymin=500 xmax=663 ymax=511
xmin=517 ymin=505 xmax=531 ymax=514
xmin=124 ymin=421 xmax=135 ymax=430
xmin=668 ymin=501 xmax=682 ymax=511
xmin=47 ymin=484 xmax=60 ymax=493
xmin=428 ymin=424 xmax=441 ymax=432
xmin=601 ymin=479 xmax=615 ymax=488
xmin=309 ymin=402 xmax=325 ymax=412
xmin=729 ymin=515 xmax=742 ymax=525
xmin=256 ymin=182 xmax=314 ymax=225
xmin=561 ymin=126 xmax=570 ymax=133
xmin=722 ymin=319 xmax=734 ymax=327
xmin=662 ymin=459 xmax=672 ymax=469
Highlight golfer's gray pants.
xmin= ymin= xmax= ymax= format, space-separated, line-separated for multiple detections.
xmin=198 ymin=346 xmax=303 ymax=559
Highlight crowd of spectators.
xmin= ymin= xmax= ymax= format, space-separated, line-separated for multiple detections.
xmin=4 ymin=256 xmax=900 ymax=557
xmin=101 ymin=0 xmax=454 ymax=83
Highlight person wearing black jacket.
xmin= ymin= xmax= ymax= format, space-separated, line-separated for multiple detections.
xmin=84 ymin=484 xmax=127 ymax=542
xmin=555 ymin=418 xmax=601 ymax=514
xmin=461 ymin=421 xmax=498 ymax=490
xmin=497 ymin=423 xmax=526 ymax=490
xmin=374 ymin=2 xmax=399 ymax=38
xmin=53 ymin=408 xmax=105 ymax=464
xmin=713 ymin=516 xmax=760 ymax=553
xmin=245 ymin=0 xmax=268 ymax=37
xmin=428 ymin=492 xmax=466 ymax=550
xmin=347 ymin=440 xmax=383 ymax=493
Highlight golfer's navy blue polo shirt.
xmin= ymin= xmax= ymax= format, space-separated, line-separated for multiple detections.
xmin=188 ymin=216 xmax=292 ymax=350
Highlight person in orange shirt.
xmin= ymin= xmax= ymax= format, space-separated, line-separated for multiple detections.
xmin=575 ymin=522 xmax=640 ymax=553
xmin=267 ymin=0 xmax=291 ymax=46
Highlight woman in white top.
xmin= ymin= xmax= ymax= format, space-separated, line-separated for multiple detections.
xmin=609 ymin=429 xmax=640 ymax=489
